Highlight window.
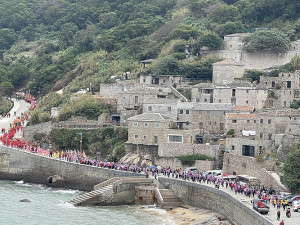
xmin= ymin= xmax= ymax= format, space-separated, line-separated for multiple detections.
xmin=143 ymin=135 xmax=147 ymax=139
xmin=219 ymin=100 xmax=221 ymax=103
xmin=287 ymin=81 xmax=291 ymax=88
xmin=196 ymin=99 xmax=200 ymax=102
xmin=134 ymin=96 xmax=138 ymax=104
xmin=168 ymin=135 xmax=183 ymax=143
xmin=260 ymin=119 xmax=263 ymax=124
xmin=260 ymin=132 xmax=263 ymax=138
xmin=272 ymin=81 xmax=275 ymax=88
xmin=133 ymin=122 xmax=138 ymax=127
xmin=204 ymin=99 xmax=207 ymax=102
xmin=154 ymin=136 xmax=158 ymax=143
xmin=268 ymin=133 xmax=272 ymax=140
xmin=247 ymin=120 xmax=250 ymax=123
xmin=168 ymin=107 xmax=171 ymax=111
xmin=186 ymin=110 xmax=189 ymax=114
xmin=232 ymin=120 xmax=237 ymax=123
xmin=155 ymin=123 xmax=160 ymax=128
xmin=148 ymin=106 xmax=152 ymax=111
xmin=143 ymin=79 xmax=146 ymax=83
xmin=268 ymin=119 xmax=271 ymax=124
xmin=144 ymin=123 xmax=148 ymax=127
xmin=232 ymin=89 xmax=236 ymax=97
xmin=179 ymin=110 xmax=183 ymax=114
xmin=246 ymin=101 xmax=249 ymax=104
xmin=242 ymin=145 xmax=255 ymax=157
xmin=134 ymin=134 xmax=138 ymax=139
xmin=199 ymin=122 xmax=203 ymax=129
xmin=232 ymin=146 xmax=235 ymax=150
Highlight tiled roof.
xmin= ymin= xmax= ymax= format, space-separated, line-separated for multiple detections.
xmin=226 ymin=113 xmax=256 ymax=119
xmin=234 ymin=106 xmax=255 ymax=112
xmin=178 ymin=102 xmax=233 ymax=111
xmin=128 ymin=113 xmax=175 ymax=122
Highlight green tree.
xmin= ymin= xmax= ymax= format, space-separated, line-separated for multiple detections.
xmin=290 ymin=55 xmax=300 ymax=71
xmin=0 ymin=81 xmax=14 ymax=96
xmin=243 ymin=30 xmax=290 ymax=52
xmin=281 ymin=144 xmax=300 ymax=193
xmin=149 ymin=55 xmax=181 ymax=75
xmin=199 ymin=33 xmax=223 ymax=49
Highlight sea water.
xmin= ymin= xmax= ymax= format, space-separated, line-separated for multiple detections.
xmin=0 ymin=180 xmax=169 ymax=225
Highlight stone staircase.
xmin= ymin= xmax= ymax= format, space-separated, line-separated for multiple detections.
xmin=68 ymin=184 xmax=113 ymax=206
xmin=158 ymin=189 xmax=184 ymax=209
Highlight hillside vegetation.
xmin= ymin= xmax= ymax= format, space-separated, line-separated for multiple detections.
xmin=0 ymin=0 xmax=299 ymax=106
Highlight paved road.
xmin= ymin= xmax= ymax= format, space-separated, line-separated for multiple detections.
xmin=0 ymin=98 xmax=30 ymax=139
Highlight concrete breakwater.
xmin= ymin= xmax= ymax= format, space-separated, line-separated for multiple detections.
xmin=0 ymin=146 xmax=144 ymax=191
xmin=158 ymin=177 xmax=272 ymax=225
xmin=0 ymin=145 xmax=272 ymax=225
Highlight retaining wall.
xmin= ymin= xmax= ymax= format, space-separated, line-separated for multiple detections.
xmin=154 ymin=157 xmax=214 ymax=172
xmin=0 ymin=146 xmax=144 ymax=191
xmin=158 ymin=177 xmax=273 ymax=225
xmin=223 ymin=153 xmax=286 ymax=191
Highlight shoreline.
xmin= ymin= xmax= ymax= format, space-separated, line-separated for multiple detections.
xmin=142 ymin=205 xmax=232 ymax=225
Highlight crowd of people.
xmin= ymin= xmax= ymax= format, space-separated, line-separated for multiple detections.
xmin=0 ymin=98 xmax=294 ymax=225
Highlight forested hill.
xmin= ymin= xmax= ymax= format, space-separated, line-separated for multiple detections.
xmin=0 ymin=0 xmax=299 ymax=98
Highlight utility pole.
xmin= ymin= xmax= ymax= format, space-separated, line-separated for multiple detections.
xmin=78 ymin=132 xmax=83 ymax=155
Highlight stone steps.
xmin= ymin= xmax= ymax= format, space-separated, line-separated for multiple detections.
xmin=68 ymin=184 xmax=113 ymax=206
xmin=159 ymin=188 xmax=184 ymax=209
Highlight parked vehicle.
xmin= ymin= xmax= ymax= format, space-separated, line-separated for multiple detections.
xmin=204 ymin=170 xmax=223 ymax=177
xmin=184 ymin=167 xmax=199 ymax=174
xmin=237 ymin=175 xmax=260 ymax=189
xmin=252 ymin=199 xmax=269 ymax=214
xmin=288 ymin=195 xmax=300 ymax=205
xmin=292 ymin=200 xmax=300 ymax=212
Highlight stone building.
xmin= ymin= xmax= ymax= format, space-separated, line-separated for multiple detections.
xmin=260 ymin=71 xmax=300 ymax=108
xmin=191 ymin=83 xmax=214 ymax=103
xmin=117 ymin=87 xmax=168 ymax=113
xmin=212 ymin=60 xmax=245 ymax=85
xmin=139 ymin=74 xmax=182 ymax=86
xmin=225 ymin=113 xmax=256 ymax=134
xmin=127 ymin=113 xmax=200 ymax=145
xmin=226 ymin=108 xmax=300 ymax=158
xmin=177 ymin=102 xmax=233 ymax=134
xmin=142 ymin=98 xmax=179 ymax=119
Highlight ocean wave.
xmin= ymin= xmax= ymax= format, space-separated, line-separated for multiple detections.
xmin=14 ymin=180 xmax=24 ymax=184
xmin=58 ymin=202 xmax=76 ymax=208
xmin=53 ymin=189 xmax=82 ymax=195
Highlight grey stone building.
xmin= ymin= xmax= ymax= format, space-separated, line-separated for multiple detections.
xmin=225 ymin=113 xmax=256 ymax=134
xmin=177 ymin=102 xmax=233 ymax=134
xmin=117 ymin=87 xmax=168 ymax=113
xmin=259 ymin=71 xmax=300 ymax=108
xmin=127 ymin=113 xmax=200 ymax=146
xmin=139 ymin=74 xmax=182 ymax=86
xmin=212 ymin=60 xmax=245 ymax=85
xmin=142 ymin=98 xmax=179 ymax=119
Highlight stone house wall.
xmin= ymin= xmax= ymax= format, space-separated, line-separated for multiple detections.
xmin=100 ymin=82 xmax=137 ymax=97
xmin=225 ymin=115 xmax=256 ymax=133
xmin=191 ymin=85 xmax=214 ymax=103
xmin=158 ymin=143 xmax=219 ymax=158
xmin=154 ymin=157 xmax=214 ymax=172
xmin=223 ymin=153 xmax=285 ymax=191
xmin=212 ymin=63 xmax=245 ymax=85
xmin=142 ymin=102 xmax=178 ymax=119
xmin=23 ymin=122 xmax=53 ymax=142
